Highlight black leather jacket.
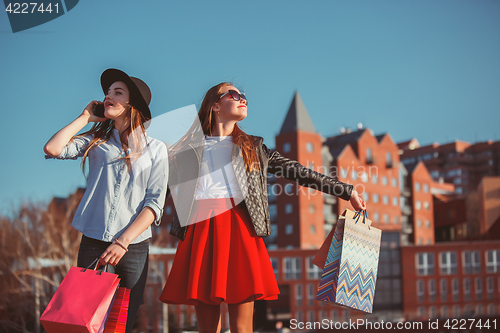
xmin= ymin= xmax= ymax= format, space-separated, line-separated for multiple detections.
xmin=168 ymin=135 xmax=353 ymax=240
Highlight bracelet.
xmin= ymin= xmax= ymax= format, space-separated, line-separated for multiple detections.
xmin=112 ymin=237 xmax=129 ymax=252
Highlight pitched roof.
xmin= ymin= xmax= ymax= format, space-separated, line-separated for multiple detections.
xmin=279 ymin=91 xmax=316 ymax=135
xmin=375 ymin=134 xmax=386 ymax=142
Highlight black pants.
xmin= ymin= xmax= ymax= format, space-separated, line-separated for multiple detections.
xmin=77 ymin=235 xmax=149 ymax=333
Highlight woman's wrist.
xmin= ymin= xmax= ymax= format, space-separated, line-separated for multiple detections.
xmin=112 ymin=237 xmax=129 ymax=252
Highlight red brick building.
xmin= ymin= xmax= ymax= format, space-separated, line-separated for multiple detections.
xmin=401 ymin=241 xmax=500 ymax=320
xmin=399 ymin=139 xmax=500 ymax=195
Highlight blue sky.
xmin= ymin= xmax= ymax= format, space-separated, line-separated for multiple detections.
xmin=1 ymin=0 xmax=499 ymax=214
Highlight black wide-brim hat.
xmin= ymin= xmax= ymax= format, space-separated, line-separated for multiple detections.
xmin=100 ymin=68 xmax=152 ymax=122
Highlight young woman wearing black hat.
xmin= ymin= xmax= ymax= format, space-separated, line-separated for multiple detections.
xmin=44 ymin=69 xmax=168 ymax=332
xmin=159 ymin=82 xmax=366 ymax=333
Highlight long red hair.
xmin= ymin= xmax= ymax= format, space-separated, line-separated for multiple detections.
xmin=198 ymin=82 xmax=260 ymax=171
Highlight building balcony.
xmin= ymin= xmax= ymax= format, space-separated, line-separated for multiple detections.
xmin=402 ymin=223 xmax=413 ymax=234
xmin=402 ymin=205 xmax=412 ymax=215
xmin=402 ymin=186 xmax=411 ymax=197
xmin=324 ymin=213 xmax=337 ymax=224
xmin=324 ymin=194 xmax=337 ymax=204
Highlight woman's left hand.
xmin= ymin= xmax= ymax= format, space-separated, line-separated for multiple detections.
xmin=350 ymin=190 xmax=367 ymax=211
xmin=100 ymin=243 xmax=127 ymax=267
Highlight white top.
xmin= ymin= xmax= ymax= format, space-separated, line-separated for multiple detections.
xmin=194 ymin=136 xmax=243 ymax=201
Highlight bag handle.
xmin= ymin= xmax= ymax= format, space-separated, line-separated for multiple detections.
xmin=83 ymin=258 xmax=110 ymax=274
xmin=354 ymin=210 xmax=371 ymax=230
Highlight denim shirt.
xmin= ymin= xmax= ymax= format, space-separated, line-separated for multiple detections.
xmin=46 ymin=129 xmax=168 ymax=244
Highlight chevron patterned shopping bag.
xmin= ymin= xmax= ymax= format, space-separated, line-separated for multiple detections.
xmin=316 ymin=209 xmax=381 ymax=313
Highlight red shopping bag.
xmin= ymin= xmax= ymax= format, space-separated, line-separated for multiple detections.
xmin=41 ymin=263 xmax=120 ymax=333
xmin=103 ymin=287 xmax=130 ymax=333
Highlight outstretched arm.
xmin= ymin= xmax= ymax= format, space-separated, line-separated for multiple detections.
xmin=265 ymin=145 xmax=366 ymax=211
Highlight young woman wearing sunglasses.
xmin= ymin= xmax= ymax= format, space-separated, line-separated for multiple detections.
xmin=44 ymin=69 xmax=168 ymax=333
xmin=159 ymin=83 xmax=366 ymax=333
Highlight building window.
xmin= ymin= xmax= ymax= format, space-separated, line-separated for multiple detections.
xmin=424 ymin=201 xmax=430 ymax=210
xmin=440 ymin=306 xmax=448 ymax=319
xmin=392 ymin=178 xmax=397 ymax=187
xmin=285 ymin=204 xmax=293 ymax=214
xmin=393 ymin=216 xmax=399 ymax=224
xmin=306 ymin=257 xmax=322 ymax=279
xmin=341 ymin=168 xmax=348 ymax=178
xmin=283 ymin=142 xmax=291 ymax=153
xmin=386 ymin=153 xmax=392 ymax=167
xmin=373 ymin=212 xmax=380 ymax=222
xmin=285 ymin=224 xmax=293 ymax=235
xmin=360 ymin=172 xmax=369 ymax=183
xmin=268 ymin=184 xmax=277 ymax=201
xmin=418 ymin=238 xmax=423 ymax=245
xmin=429 ymin=279 xmax=436 ymax=302
xmin=440 ymin=252 xmax=458 ymax=275
xmin=452 ymin=278 xmax=459 ymax=301
xmin=373 ymin=194 xmax=379 ymax=203
xmin=415 ymin=200 xmax=422 ymax=210
xmin=310 ymin=225 xmax=316 ymax=234
xmin=296 ymin=311 xmax=303 ymax=322
xmin=417 ymin=280 xmax=425 ymax=302
xmin=392 ymin=197 xmax=398 ymax=206
xmin=486 ymin=250 xmax=500 ymax=273
xmin=464 ymin=278 xmax=471 ymax=301
xmin=416 ymin=253 xmax=435 ymax=276
xmin=383 ymin=214 xmax=389 ymax=223
xmin=476 ymin=304 xmax=483 ymax=316
xmin=306 ymin=142 xmax=314 ymax=153
xmin=429 ymin=306 xmax=437 ymax=319
xmin=487 ymin=304 xmax=495 ymax=315
xmin=382 ymin=176 xmax=388 ymax=186
xmin=372 ymin=175 xmax=378 ymax=184
xmin=269 ymin=204 xmax=277 ymax=222
xmin=382 ymin=195 xmax=389 ymax=205
xmin=284 ymin=257 xmax=302 ymax=280
xmin=475 ymin=277 xmax=482 ymax=300
xmin=427 ymin=239 xmax=432 ymax=245
xmin=295 ymin=284 xmax=303 ymax=306
xmin=363 ymin=192 xmax=369 ymax=202
xmin=309 ymin=204 xmax=316 ymax=214
xmin=452 ymin=305 xmax=460 ymax=318
xmin=440 ymin=279 xmax=448 ymax=302
xmin=351 ymin=170 xmax=358 ymax=180
xmin=423 ymin=184 xmax=429 ymax=193
xmin=366 ymin=148 xmax=372 ymax=163
xmin=426 ymin=220 xmax=431 ymax=229
xmin=271 ymin=257 xmax=279 ymax=280
xmin=166 ymin=205 xmax=172 ymax=215
xmin=417 ymin=307 xmax=425 ymax=317
xmin=417 ymin=219 xmax=422 ymax=228
xmin=463 ymin=251 xmax=481 ymax=274
xmin=487 ymin=277 xmax=494 ymax=300
xmin=307 ymin=310 xmax=315 ymax=322
xmin=307 ymin=283 xmax=315 ymax=306
xmin=415 ymin=182 xmax=421 ymax=192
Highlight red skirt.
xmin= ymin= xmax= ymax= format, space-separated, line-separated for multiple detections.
xmin=159 ymin=198 xmax=280 ymax=305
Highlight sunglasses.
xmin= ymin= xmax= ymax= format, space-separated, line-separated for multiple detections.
xmin=218 ymin=90 xmax=247 ymax=104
